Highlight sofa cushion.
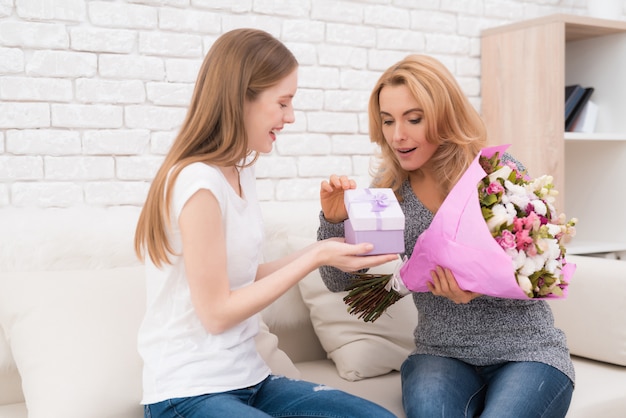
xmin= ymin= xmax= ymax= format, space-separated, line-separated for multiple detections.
xmin=293 ymin=238 xmax=417 ymax=381
xmin=0 ymin=265 xmax=299 ymax=418
xmin=567 ymin=356 xmax=626 ymax=417
xmin=0 ymin=403 xmax=27 ymax=418
xmin=548 ymin=255 xmax=626 ymax=366
xmin=0 ymin=266 xmax=146 ymax=418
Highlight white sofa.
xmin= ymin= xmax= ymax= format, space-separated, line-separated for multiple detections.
xmin=1 ymin=202 xmax=625 ymax=418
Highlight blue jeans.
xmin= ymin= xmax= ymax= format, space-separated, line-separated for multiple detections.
xmin=144 ymin=375 xmax=395 ymax=418
xmin=401 ymin=354 xmax=573 ymax=418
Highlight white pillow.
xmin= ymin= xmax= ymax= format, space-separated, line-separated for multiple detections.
xmin=0 ymin=266 xmax=146 ymax=418
xmin=0 ymin=266 xmax=300 ymax=418
xmin=293 ymin=238 xmax=418 ymax=381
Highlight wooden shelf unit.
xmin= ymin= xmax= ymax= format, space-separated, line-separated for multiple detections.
xmin=481 ymin=14 xmax=626 ymax=255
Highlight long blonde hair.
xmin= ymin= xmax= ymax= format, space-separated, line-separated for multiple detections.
xmin=369 ymin=54 xmax=486 ymax=198
xmin=135 ymin=28 xmax=298 ymax=267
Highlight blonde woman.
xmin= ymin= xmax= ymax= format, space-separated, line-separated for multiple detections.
xmin=318 ymin=54 xmax=574 ymax=418
xmin=134 ymin=28 xmax=396 ymax=418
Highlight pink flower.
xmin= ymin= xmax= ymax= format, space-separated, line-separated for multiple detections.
xmin=515 ymin=229 xmax=533 ymax=251
xmin=513 ymin=217 xmax=525 ymax=232
xmin=496 ymin=229 xmax=516 ymax=250
xmin=486 ymin=182 xmax=504 ymax=195
xmin=523 ymin=211 xmax=540 ymax=230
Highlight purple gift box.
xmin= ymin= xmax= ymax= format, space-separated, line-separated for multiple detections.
xmin=344 ymin=188 xmax=405 ymax=255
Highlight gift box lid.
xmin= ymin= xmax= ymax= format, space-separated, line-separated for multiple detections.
xmin=344 ymin=188 xmax=405 ymax=231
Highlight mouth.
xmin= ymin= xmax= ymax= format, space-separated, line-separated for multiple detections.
xmin=270 ymin=130 xmax=277 ymax=141
xmin=396 ymin=147 xmax=417 ymax=154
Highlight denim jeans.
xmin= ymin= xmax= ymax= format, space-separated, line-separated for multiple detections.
xmin=144 ymin=375 xmax=396 ymax=418
xmin=401 ymin=354 xmax=573 ymax=418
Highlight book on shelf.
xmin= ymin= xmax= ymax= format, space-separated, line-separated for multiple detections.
xmin=565 ymin=84 xmax=585 ymax=122
xmin=571 ymin=100 xmax=598 ymax=133
xmin=565 ymin=85 xmax=594 ymax=132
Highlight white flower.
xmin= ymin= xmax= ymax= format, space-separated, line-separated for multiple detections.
xmin=504 ymin=202 xmax=517 ymax=222
xmin=512 ymin=249 xmax=526 ymax=269
xmin=506 ymin=181 xmax=531 ymax=208
xmin=546 ymin=239 xmax=561 ymax=260
xmin=546 ymin=223 xmax=562 ymax=237
xmin=486 ymin=204 xmax=510 ymax=230
xmin=505 ymin=179 xmax=526 ymax=197
xmin=531 ymin=199 xmax=547 ymax=216
xmin=519 ymin=256 xmax=538 ymax=277
xmin=488 ymin=165 xmax=512 ymax=183
xmin=545 ymin=258 xmax=560 ymax=275
xmin=517 ymin=275 xmax=533 ymax=295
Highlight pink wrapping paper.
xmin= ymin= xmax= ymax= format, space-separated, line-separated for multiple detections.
xmin=399 ymin=144 xmax=575 ymax=300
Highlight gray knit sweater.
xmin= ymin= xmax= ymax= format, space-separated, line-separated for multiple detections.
xmin=317 ymin=164 xmax=575 ymax=384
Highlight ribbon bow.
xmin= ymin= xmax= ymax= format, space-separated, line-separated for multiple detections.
xmin=369 ymin=192 xmax=389 ymax=212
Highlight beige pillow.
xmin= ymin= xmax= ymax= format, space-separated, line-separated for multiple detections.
xmin=256 ymin=319 xmax=301 ymax=379
xmin=293 ymin=238 xmax=417 ymax=381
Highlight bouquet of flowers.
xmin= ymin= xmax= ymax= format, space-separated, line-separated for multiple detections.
xmin=344 ymin=144 xmax=577 ymax=322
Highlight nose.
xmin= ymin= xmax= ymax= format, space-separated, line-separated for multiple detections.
xmin=284 ymin=107 xmax=295 ymax=124
xmin=392 ymin=122 xmax=406 ymax=142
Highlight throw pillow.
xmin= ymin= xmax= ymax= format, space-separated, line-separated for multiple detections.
xmin=256 ymin=319 xmax=301 ymax=379
xmin=0 ymin=266 xmax=146 ymax=418
xmin=292 ymin=238 xmax=417 ymax=381
xmin=0 ymin=265 xmax=302 ymax=418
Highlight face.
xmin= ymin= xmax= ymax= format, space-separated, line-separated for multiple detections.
xmin=243 ymin=68 xmax=298 ymax=154
xmin=379 ymin=84 xmax=438 ymax=173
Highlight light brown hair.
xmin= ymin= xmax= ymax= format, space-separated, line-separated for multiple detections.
xmin=134 ymin=28 xmax=298 ymax=266
xmin=368 ymin=54 xmax=487 ymax=198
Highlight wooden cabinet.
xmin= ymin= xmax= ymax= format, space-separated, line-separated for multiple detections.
xmin=481 ymin=14 xmax=626 ymax=255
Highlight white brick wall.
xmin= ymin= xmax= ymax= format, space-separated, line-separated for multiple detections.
xmin=0 ymin=0 xmax=597 ymax=208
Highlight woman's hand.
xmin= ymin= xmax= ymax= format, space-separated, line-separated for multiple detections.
xmin=320 ymin=174 xmax=357 ymax=223
xmin=427 ymin=266 xmax=481 ymax=304
xmin=317 ymin=238 xmax=397 ymax=272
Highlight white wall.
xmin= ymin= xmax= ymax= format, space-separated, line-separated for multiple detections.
xmin=0 ymin=0 xmax=608 ymax=208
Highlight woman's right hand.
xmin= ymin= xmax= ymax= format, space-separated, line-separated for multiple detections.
xmin=317 ymin=238 xmax=398 ymax=272
xmin=320 ymin=174 xmax=357 ymax=223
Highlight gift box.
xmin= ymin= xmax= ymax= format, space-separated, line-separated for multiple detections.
xmin=344 ymin=188 xmax=405 ymax=255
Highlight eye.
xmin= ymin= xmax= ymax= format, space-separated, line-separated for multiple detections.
xmin=382 ymin=119 xmax=393 ymax=126
xmin=280 ymin=103 xmax=287 ymax=108
xmin=409 ymin=117 xmax=423 ymax=124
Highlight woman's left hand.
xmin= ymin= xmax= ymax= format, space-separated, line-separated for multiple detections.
xmin=427 ymin=266 xmax=481 ymax=304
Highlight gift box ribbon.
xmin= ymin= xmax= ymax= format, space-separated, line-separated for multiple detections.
xmin=349 ymin=189 xmax=390 ymax=230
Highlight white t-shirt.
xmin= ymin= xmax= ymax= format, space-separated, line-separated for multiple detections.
xmin=138 ymin=162 xmax=270 ymax=404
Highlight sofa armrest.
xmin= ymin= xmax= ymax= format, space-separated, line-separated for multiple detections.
xmin=548 ymin=255 xmax=626 ymax=366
